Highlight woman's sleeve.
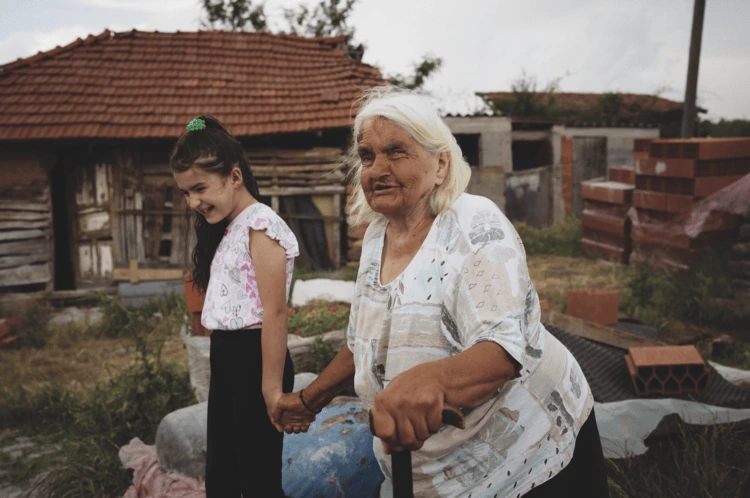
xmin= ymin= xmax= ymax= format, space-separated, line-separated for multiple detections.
xmin=444 ymin=207 xmax=536 ymax=369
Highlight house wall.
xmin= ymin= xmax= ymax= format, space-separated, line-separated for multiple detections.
xmin=0 ymin=151 xmax=54 ymax=293
xmin=560 ymin=127 xmax=660 ymax=166
xmin=443 ymin=116 xmax=513 ymax=172
xmin=503 ymin=165 xmax=552 ymax=227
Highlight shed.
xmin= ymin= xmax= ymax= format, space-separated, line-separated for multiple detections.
xmin=0 ymin=29 xmax=384 ymax=299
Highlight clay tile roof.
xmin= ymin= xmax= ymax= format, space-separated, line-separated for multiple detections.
xmin=0 ymin=30 xmax=384 ymax=140
xmin=477 ymin=91 xmax=685 ymax=113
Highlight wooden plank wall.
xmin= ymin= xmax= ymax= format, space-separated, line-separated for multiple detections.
xmin=73 ymin=161 xmax=115 ymax=287
xmin=0 ymin=153 xmax=54 ymax=291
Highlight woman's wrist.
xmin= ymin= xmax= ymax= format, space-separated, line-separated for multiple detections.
xmin=299 ymin=389 xmax=322 ymax=414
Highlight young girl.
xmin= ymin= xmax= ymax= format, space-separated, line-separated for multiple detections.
xmin=171 ymin=116 xmax=300 ymax=497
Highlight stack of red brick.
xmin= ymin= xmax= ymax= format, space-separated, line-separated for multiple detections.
xmin=580 ymin=167 xmax=635 ymax=264
xmin=631 ymin=137 xmax=750 ymax=270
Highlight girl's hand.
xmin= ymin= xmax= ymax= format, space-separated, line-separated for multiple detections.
xmin=271 ymin=392 xmax=317 ymax=433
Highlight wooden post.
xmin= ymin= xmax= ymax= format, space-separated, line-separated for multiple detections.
xmin=129 ymin=259 xmax=139 ymax=284
xmin=681 ymin=0 xmax=706 ymax=138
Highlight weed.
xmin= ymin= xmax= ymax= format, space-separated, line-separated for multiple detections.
xmin=288 ymin=301 xmax=351 ymax=337
xmin=607 ymin=420 xmax=750 ymax=497
xmin=622 ymin=248 xmax=742 ymax=331
xmin=514 ymin=214 xmax=583 ymax=257
xmin=95 ymin=292 xmax=188 ymax=339
xmin=10 ymin=300 xmax=52 ymax=349
xmin=0 ymin=337 xmax=194 ymax=497
xmin=310 ymin=336 xmax=338 ymax=375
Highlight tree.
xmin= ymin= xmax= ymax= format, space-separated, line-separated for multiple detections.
xmin=201 ymin=0 xmax=267 ymax=31
xmin=387 ymin=55 xmax=444 ymax=91
xmin=199 ymin=0 xmax=442 ymax=89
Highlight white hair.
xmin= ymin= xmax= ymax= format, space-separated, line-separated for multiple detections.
xmin=346 ymin=86 xmax=472 ymax=225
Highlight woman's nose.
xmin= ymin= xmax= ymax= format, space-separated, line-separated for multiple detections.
xmin=371 ymin=154 xmax=390 ymax=175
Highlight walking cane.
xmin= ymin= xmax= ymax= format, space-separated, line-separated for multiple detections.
xmin=369 ymin=405 xmax=465 ymax=498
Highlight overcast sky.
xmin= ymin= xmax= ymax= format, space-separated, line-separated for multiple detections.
xmin=1 ymin=0 xmax=748 ymax=120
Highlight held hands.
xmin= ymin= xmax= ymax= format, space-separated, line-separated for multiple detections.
xmin=269 ymin=391 xmax=319 ymax=434
xmin=368 ymin=363 xmax=449 ymax=454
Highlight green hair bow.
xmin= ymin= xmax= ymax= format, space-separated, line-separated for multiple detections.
xmin=186 ymin=118 xmax=206 ymax=132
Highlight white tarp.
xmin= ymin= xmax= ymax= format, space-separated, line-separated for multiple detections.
xmin=290 ymin=278 xmax=355 ymax=307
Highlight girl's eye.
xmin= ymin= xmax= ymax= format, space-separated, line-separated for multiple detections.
xmin=195 ymin=187 xmax=205 ymax=193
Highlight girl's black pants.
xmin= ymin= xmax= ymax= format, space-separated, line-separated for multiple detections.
xmin=205 ymin=328 xmax=295 ymax=498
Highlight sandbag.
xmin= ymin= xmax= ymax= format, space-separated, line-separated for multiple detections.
xmin=154 ymin=393 xmax=383 ymax=497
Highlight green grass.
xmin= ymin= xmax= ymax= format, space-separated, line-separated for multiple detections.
xmin=514 ymin=214 xmax=583 ymax=257
xmin=0 ymin=294 xmax=194 ymax=497
xmin=288 ymin=301 xmax=351 ymax=337
xmin=621 ymin=247 xmax=743 ymax=332
xmin=607 ymin=420 xmax=750 ymax=497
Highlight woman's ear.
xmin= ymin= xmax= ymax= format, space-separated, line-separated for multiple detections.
xmin=435 ymin=150 xmax=450 ymax=186
xmin=229 ymin=166 xmax=244 ymax=188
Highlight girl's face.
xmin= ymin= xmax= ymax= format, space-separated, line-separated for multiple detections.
xmin=174 ymin=166 xmax=244 ymax=224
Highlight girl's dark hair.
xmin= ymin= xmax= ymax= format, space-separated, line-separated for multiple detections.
xmin=170 ymin=115 xmax=259 ymax=293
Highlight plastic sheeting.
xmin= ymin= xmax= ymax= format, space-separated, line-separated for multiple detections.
xmin=180 ymin=327 xmax=210 ymax=403
xmin=595 ymin=398 xmax=750 ymax=458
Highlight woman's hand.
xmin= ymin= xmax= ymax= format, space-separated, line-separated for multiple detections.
xmin=369 ymin=362 xmax=446 ymax=454
xmin=270 ymin=391 xmax=317 ymax=433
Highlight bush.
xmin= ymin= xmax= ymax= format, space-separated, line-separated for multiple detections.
xmin=514 ymin=214 xmax=582 ymax=257
xmin=0 ymin=337 xmax=195 ymax=497
xmin=10 ymin=300 xmax=52 ymax=349
xmin=310 ymin=336 xmax=338 ymax=374
xmin=288 ymin=301 xmax=351 ymax=337
xmin=622 ymin=248 xmax=741 ymax=330
xmin=95 ymin=292 xmax=188 ymax=339
xmin=608 ymin=420 xmax=750 ymax=497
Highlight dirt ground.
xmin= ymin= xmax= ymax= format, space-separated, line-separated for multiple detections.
xmin=1 ymin=254 xmax=739 ymax=396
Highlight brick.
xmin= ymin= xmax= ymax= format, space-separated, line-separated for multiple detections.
xmin=581 ymin=238 xmax=627 ymax=264
xmin=632 ymin=190 xmax=694 ymax=213
xmin=608 ymin=166 xmax=635 ymax=185
xmin=629 ymin=245 xmax=703 ymax=272
xmin=582 ymin=227 xmax=628 ymax=247
xmin=625 ymin=345 xmax=709 ymax=396
xmin=583 ymin=200 xmax=631 ymax=218
xmin=581 ymin=210 xmax=627 ymax=235
xmin=633 ymin=138 xmax=654 ymax=153
xmin=635 ymin=156 xmax=750 ymax=179
xmin=632 ymin=190 xmax=667 ymax=211
xmin=566 ymin=288 xmax=619 ymax=325
xmin=649 ymin=138 xmax=750 ymax=160
xmin=183 ymin=272 xmax=205 ymax=314
xmin=693 ymin=175 xmax=744 ymax=197
xmin=581 ymin=180 xmax=634 ymax=205
xmin=539 ymin=299 xmax=550 ymax=312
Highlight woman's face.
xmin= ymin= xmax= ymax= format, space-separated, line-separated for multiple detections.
xmin=173 ymin=166 xmax=243 ymax=224
xmin=357 ymin=117 xmax=448 ymax=220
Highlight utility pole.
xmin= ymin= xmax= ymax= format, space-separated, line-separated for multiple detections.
xmin=681 ymin=0 xmax=706 ymax=138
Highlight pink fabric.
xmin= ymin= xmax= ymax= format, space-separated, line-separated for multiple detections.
xmin=120 ymin=438 xmax=205 ymax=498
xmin=201 ymin=202 xmax=299 ymax=330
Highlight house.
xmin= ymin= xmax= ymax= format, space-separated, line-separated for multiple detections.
xmin=474 ymin=91 xmax=701 ymax=222
xmin=0 ymin=29 xmax=384 ymax=301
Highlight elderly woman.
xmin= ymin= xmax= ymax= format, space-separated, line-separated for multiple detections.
xmin=273 ymin=87 xmax=609 ymax=498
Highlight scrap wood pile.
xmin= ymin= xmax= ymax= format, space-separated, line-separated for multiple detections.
xmin=581 ymin=137 xmax=750 ymax=272
xmin=246 ymin=147 xmax=346 ymax=188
